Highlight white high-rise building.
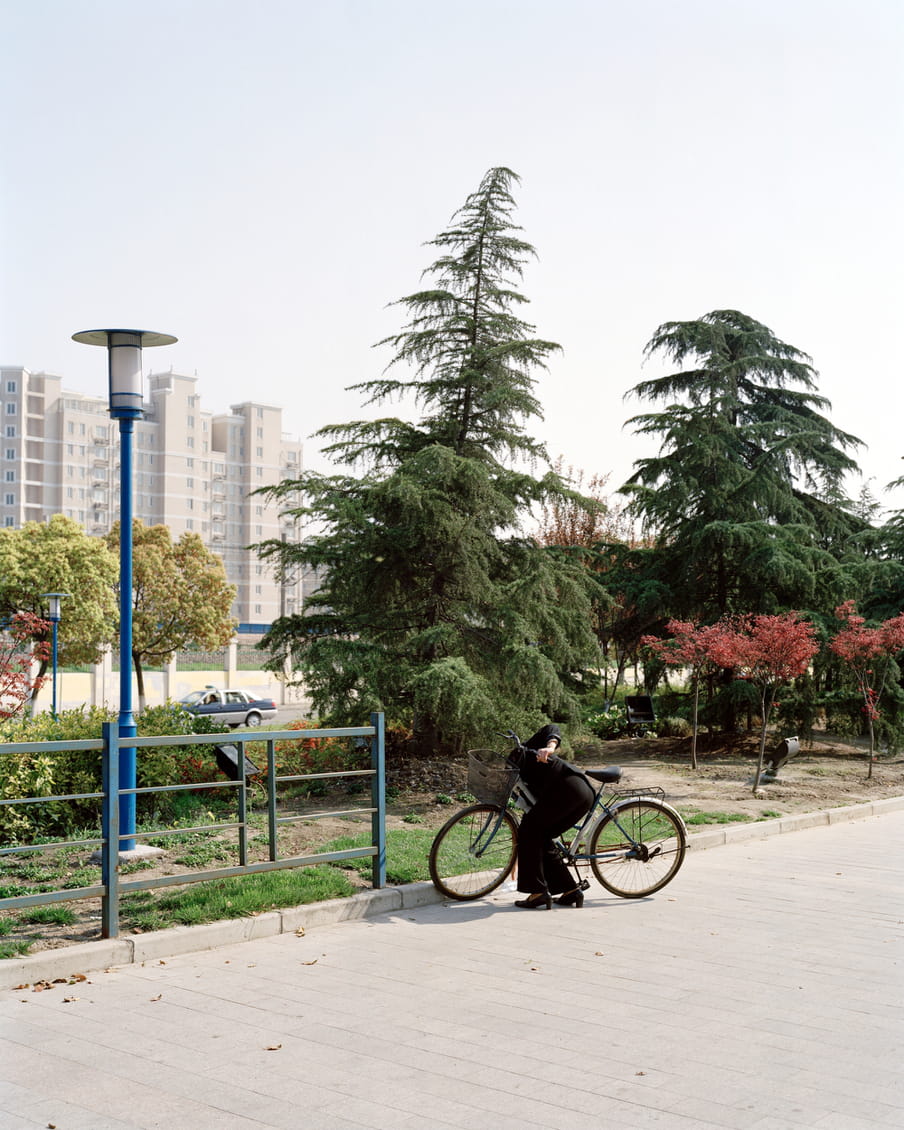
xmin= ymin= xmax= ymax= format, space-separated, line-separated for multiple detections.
xmin=0 ymin=365 xmax=304 ymax=632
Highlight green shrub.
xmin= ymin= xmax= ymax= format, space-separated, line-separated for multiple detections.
xmin=657 ymin=715 xmax=692 ymax=738
xmin=0 ymin=704 xmax=225 ymax=841
xmin=584 ymin=703 xmax=630 ymax=740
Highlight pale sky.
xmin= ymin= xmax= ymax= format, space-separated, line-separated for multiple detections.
xmin=3 ymin=0 xmax=902 ymax=516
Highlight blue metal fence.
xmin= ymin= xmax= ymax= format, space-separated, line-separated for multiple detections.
xmin=0 ymin=713 xmax=386 ymax=939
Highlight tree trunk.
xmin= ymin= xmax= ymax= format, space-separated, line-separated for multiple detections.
xmin=752 ymin=688 xmax=772 ymax=793
xmin=133 ymin=651 xmax=147 ymax=714
xmin=690 ymin=677 xmax=700 ymax=771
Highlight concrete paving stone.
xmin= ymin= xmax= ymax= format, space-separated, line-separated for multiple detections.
xmin=2 ymin=809 xmax=903 ymax=1129
xmin=14 ymin=1098 xmax=141 ymax=1130
xmin=0 ymin=1116 xmax=57 ymax=1130
xmin=318 ymin=1094 xmax=432 ymax=1130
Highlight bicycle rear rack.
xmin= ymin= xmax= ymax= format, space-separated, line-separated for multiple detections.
xmin=606 ymin=785 xmax=666 ymax=803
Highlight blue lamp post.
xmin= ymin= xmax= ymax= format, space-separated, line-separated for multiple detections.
xmin=40 ymin=592 xmax=69 ymax=718
xmin=72 ymin=329 xmax=176 ymax=852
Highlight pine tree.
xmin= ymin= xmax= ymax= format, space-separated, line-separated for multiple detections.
xmin=623 ymin=310 xmax=864 ymax=620
xmin=260 ymin=168 xmax=598 ymax=753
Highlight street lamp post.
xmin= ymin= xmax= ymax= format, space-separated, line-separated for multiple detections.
xmin=72 ymin=329 xmax=176 ymax=852
xmin=40 ymin=592 xmax=70 ymax=718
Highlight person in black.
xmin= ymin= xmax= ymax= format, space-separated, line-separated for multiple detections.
xmin=510 ymin=724 xmax=595 ymax=909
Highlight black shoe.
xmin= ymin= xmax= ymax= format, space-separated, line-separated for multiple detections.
xmin=514 ymin=892 xmax=552 ymax=910
xmin=555 ymin=888 xmax=584 ymax=908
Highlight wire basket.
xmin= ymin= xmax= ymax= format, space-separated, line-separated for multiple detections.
xmin=467 ymin=751 xmax=520 ymax=805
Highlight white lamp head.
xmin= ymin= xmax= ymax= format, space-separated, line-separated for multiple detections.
xmin=72 ymin=328 xmax=177 ymax=418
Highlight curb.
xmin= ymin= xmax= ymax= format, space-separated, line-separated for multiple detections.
xmin=4 ymin=797 xmax=904 ymax=991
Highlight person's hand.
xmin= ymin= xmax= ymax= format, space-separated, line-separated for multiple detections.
xmin=536 ymin=743 xmax=558 ymax=763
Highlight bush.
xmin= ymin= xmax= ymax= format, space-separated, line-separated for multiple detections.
xmin=256 ymin=719 xmax=370 ymax=797
xmin=0 ymin=704 xmax=225 ymax=841
xmin=657 ymin=715 xmax=692 ymax=738
xmin=583 ymin=702 xmax=630 ymax=740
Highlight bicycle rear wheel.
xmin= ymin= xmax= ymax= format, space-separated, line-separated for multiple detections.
xmin=429 ymin=803 xmax=518 ymax=901
xmin=589 ymin=799 xmax=686 ymax=897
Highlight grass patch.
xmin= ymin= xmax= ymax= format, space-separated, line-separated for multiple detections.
xmin=684 ymin=811 xmax=751 ymax=826
xmin=22 ymin=905 xmax=77 ymax=927
xmin=120 ymin=866 xmax=354 ymax=933
xmin=321 ymin=828 xmax=435 ymax=885
xmin=0 ymin=939 xmax=34 ymax=959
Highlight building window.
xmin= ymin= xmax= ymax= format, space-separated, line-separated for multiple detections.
xmin=4 ymin=493 xmax=14 ymax=505
xmin=254 ymin=604 xmax=262 ymax=615
xmin=3 ymin=517 xmax=13 ymax=527
xmin=256 ymin=447 xmax=263 ymax=458
xmin=187 ymin=415 xmax=194 ymax=428
xmin=186 ymin=457 xmax=194 ymax=468
xmin=186 ymin=436 xmax=194 ymax=449
xmin=5 ymin=403 xmax=16 ymax=415
xmin=5 ymin=426 xmax=15 ymax=438
xmin=6 ymin=380 xmax=16 ymax=393
xmin=186 ymin=518 xmax=194 ymax=530
xmin=5 ymin=449 xmax=14 ymax=460
xmin=4 ymin=470 xmax=14 ymax=482
xmin=186 ymin=477 xmax=194 ymax=488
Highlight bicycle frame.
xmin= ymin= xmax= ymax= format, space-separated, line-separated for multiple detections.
xmin=509 ymin=777 xmax=681 ymax=871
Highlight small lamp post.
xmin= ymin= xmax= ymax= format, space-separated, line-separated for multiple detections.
xmin=72 ymin=329 xmax=176 ymax=852
xmin=40 ymin=592 xmax=70 ymax=718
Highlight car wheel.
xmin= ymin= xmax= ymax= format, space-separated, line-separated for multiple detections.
xmin=244 ymin=711 xmax=263 ymax=727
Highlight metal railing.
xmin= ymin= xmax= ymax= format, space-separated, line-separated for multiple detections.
xmin=0 ymin=713 xmax=386 ymax=940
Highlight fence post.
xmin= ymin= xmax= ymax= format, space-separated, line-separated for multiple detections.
xmin=370 ymin=711 xmax=386 ymax=888
xmin=101 ymin=721 xmax=120 ymax=938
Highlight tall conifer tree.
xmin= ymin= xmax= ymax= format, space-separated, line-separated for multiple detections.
xmin=623 ymin=310 xmax=863 ymax=620
xmin=260 ymin=168 xmax=597 ymax=752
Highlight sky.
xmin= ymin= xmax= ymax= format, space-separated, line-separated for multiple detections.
xmin=2 ymin=0 xmax=902 ymax=516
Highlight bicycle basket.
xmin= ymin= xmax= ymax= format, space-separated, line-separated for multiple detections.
xmin=467 ymin=751 xmax=519 ymax=805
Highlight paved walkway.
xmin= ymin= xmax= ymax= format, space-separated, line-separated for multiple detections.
xmin=1 ymin=810 xmax=903 ymax=1130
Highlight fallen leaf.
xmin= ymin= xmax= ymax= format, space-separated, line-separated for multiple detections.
xmin=295 ymin=927 xmax=305 ymax=937
xmin=635 ymin=1071 xmax=647 ymax=1076
xmin=300 ymin=959 xmax=318 ymax=966
xmin=52 ymin=978 xmax=67 ymax=985
xmin=150 ymin=994 xmax=162 ymax=1002
xmin=69 ymin=974 xmax=87 ymax=984
xmin=13 ymin=983 xmax=29 ymax=990
xmin=266 ymin=1044 xmax=282 ymax=1051
xmin=594 ymin=951 xmax=604 ymax=957
xmin=158 ymin=960 xmax=166 ymax=965
xmin=62 ymin=997 xmax=80 ymax=1003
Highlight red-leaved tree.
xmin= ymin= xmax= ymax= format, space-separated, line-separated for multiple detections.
xmin=706 ymin=613 xmax=819 ymax=793
xmin=829 ymin=602 xmax=904 ymax=778
xmin=641 ymin=620 xmax=727 ymax=770
xmin=0 ymin=613 xmax=51 ymax=720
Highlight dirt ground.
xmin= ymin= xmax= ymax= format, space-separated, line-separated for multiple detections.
xmin=5 ymin=731 xmax=902 ymax=955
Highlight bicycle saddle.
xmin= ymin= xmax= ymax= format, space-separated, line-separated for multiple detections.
xmin=586 ymin=766 xmax=622 ymax=784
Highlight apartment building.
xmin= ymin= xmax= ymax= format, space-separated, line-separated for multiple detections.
xmin=0 ymin=365 xmax=304 ymax=631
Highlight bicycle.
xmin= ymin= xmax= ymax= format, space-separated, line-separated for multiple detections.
xmin=429 ymin=731 xmax=688 ymax=902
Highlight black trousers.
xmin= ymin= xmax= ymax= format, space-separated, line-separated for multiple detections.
xmin=516 ymin=773 xmax=595 ymax=895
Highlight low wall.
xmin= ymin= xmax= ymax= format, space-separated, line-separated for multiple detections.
xmin=33 ymin=643 xmax=307 ymax=713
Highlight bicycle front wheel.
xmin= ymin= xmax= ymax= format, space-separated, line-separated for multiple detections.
xmin=589 ymin=799 xmax=686 ymax=897
xmin=429 ymin=803 xmax=518 ymax=901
